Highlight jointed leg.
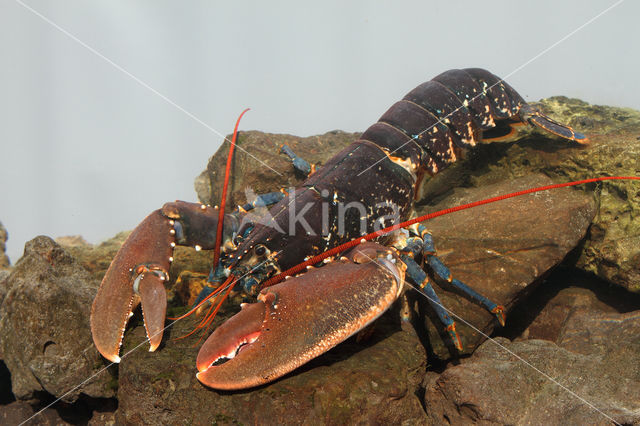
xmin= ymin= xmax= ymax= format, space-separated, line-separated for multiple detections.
xmin=397 ymin=224 xmax=505 ymax=350
xmin=280 ymin=144 xmax=315 ymax=177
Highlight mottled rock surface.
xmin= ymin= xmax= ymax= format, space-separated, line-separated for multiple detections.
xmin=460 ymin=97 xmax=640 ymax=293
xmin=0 ymin=221 xmax=9 ymax=269
xmin=58 ymin=232 xmax=128 ymax=283
xmin=195 ymin=130 xmax=359 ymax=208
xmin=424 ymin=268 xmax=640 ymax=425
xmin=0 ymin=400 xmax=70 ymax=425
xmin=424 ymin=315 xmax=640 ymax=425
xmin=414 ymin=174 xmax=595 ymax=358
xmin=0 ymin=237 xmax=116 ymax=402
xmin=424 ymin=335 xmax=640 ymax=425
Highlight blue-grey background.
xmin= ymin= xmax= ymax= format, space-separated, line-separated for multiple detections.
xmin=0 ymin=0 xmax=637 ymax=262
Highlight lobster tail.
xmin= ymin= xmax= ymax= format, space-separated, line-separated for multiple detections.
xmin=360 ymin=68 xmax=585 ymax=178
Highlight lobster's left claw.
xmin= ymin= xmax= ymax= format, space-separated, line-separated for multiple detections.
xmin=90 ymin=210 xmax=174 ymax=363
xmin=196 ymin=243 xmax=405 ymax=390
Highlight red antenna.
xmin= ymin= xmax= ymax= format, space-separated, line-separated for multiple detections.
xmin=212 ymin=108 xmax=250 ymax=268
xmin=169 ymin=109 xmax=249 ymax=336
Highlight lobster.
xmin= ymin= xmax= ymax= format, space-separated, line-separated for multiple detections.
xmin=90 ymin=68 xmax=587 ymax=390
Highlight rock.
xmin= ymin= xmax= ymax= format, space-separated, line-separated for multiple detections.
xmin=0 ymin=236 xmax=116 ymax=402
xmin=0 ymin=271 xmax=10 ymax=310
xmin=55 ymin=235 xmax=91 ymax=248
xmin=424 ymin=329 xmax=640 ymax=425
xmin=58 ymin=231 xmax=211 ymax=305
xmin=0 ymin=221 xmax=10 ymax=269
xmin=412 ymin=174 xmax=595 ymax=357
xmin=58 ymin=232 xmax=129 ymax=283
xmin=458 ymin=98 xmax=640 ymax=293
xmin=499 ymin=267 xmax=639 ymax=343
xmin=88 ymin=410 xmax=116 ymax=426
xmin=115 ymin=308 xmax=427 ymax=425
xmin=424 ymin=269 xmax=640 ymax=425
xmin=168 ymin=271 xmax=210 ymax=307
xmin=0 ymin=401 xmax=33 ymax=425
xmin=196 ymin=130 xmax=359 ymax=207
xmin=0 ymin=400 xmax=70 ymax=426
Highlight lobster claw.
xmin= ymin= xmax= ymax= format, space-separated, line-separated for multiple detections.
xmin=196 ymin=243 xmax=405 ymax=390
xmin=90 ymin=210 xmax=174 ymax=363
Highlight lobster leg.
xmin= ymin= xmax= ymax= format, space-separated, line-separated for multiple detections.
xmin=424 ymin=253 xmax=506 ymax=327
xmin=401 ymin=254 xmax=463 ymax=350
xmin=519 ymin=104 xmax=587 ymax=143
xmin=396 ymin=225 xmax=504 ymax=350
xmin=422 ymin=227 xmax=506 ymax=326
xmin=280 ymin=144 xmax=314 ymax=177
xmin=238 ymin=191 xmax=286 ymax=214
xmin=90 ymin=201 xmax=242 ymax=363
xmin=196 ymin=242 xmax=404 ymax=390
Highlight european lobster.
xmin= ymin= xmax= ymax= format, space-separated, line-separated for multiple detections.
xmin=90 ymin=68 xmax=587 ymax=390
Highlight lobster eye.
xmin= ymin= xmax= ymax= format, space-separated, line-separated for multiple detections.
xmin=254 ymin=244 xmax=267 ymax=256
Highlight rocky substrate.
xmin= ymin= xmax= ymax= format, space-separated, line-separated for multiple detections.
xmin=0 ymin=97 xmax=639 ymax=424
xmin=0 ymin=221 xmax=10 ymax=272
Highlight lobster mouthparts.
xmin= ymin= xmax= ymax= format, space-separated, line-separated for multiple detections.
xmin=196 ymin=244 xmax=405 ymax=390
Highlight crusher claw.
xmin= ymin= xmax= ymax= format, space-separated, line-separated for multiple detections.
xmin=196 ymin=243 xmax=405 ymax=390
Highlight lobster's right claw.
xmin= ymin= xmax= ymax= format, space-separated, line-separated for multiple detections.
xmin=196 ymin=243 xmax=406 ymax=390
xmin=90 ymin=210 xmax=174 ymax=363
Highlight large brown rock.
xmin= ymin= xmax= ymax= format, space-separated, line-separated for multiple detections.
xmin=195 ymin=130 xmax=358 ymax=208
xmin=0 ymin=236 xmax=116 ymax=402
xmin=424 ymin=335 xmax=640 ymax=425
xmin=457 ymin=98 xmax=640 ymax=293
xmin=0 ymin=400 xmax=70 ymax=425
xmin=0 ymin=221 xmax=9 ymax=270
xmin=413 ymin=174 xmax=595 ymax=358
xmin=424 ymin=271 xmax=640 ymax=425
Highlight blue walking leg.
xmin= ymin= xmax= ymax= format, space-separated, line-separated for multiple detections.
xmin=420 ymin=229 xmax=505 ymax=326
xmin=400 ymin=254 xmax=463 ymax=350
xmin=238 ymin=191 xmax=285 ymax=213
xmin=280 ymin=144 xmax=314 ymax=177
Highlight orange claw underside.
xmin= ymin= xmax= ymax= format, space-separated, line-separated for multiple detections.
xmin=90 ymin=210 xmax=174 ymax=363
xmin=196 ymin=244 xmax=404 ymax=390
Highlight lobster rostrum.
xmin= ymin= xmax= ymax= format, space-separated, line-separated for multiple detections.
xmin=90 ymin=68 xmax=587 ymax=390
